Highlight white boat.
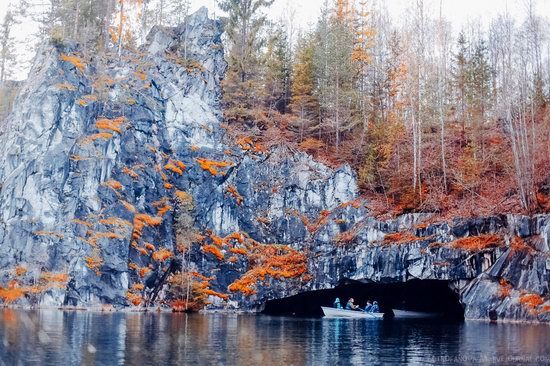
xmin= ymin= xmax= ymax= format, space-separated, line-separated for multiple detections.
xmin=392 ymin=309 xmax=443 ymax=319
xmin=321 ymin=306 xmax=384 ymax=319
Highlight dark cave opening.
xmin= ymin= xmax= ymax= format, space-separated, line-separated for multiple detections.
xmin=262 ymin=279 xmax=464 ymax=320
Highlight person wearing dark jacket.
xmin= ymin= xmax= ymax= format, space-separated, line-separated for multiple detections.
xmin=364 ymin=300 xmax=373 ymax=312
xmin=370 ymin=301 xmax=379 ymax=313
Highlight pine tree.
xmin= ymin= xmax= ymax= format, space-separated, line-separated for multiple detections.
xmin=290 ymin=33 xmax=318 ymax=138
xmin=218 ymin=0 xmax=274 ymax=124
xmin=263 ymin=21 xmax=292 ymax=115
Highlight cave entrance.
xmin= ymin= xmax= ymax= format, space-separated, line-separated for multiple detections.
xmin=262 ymin=279 xmax=464 ymax=320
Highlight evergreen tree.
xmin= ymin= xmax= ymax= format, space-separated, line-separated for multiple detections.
xmin=217 ymin=0 xmax=274 ymax=124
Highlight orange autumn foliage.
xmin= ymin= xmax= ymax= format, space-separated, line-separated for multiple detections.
xmin=228 ymin=241 xmax=308 ymax=296
xmin=157 ymin=204 xmax=172 ymax=216
xmin=132 ymin=283 xmax=144 ymax=291
xmin=226 ymin=185 xmax=243 ymax=205
xmin=96 ymin=116 xmax=126 ymax=133
xmin=145 ymin=243 xmax=156 ymax=251
xmin=499 ymin=278 xmax=512 ymax=299
xmin=72 ymin=219 xmax=93 ymax=228
xmin=15 ymin=266 xmax=27 ymax=276
xmin=153 ymin=248 xmax=173 ymax=262
xmin=82 ymin=132 xmax=113 ymax=144
xmin=383 ymin=232 xmax=422 ymax=245
xmin=59 ymin=53 xmax=86 ymax=73
xmin=139 ymin=267 xmax=151 ymax=278
xmin=103 ymin=180 xmax=123 ymax=190
xmin=451 ymin=234 xmax=502 ymax=251
xmin=519 ymin=294 xmax=544 ymax=309
xmin=203 ymin=244 xmax=224 ymax=261
xmin=196 ymin=158 xmax=233 ymax=176
xmin=165 ymin=163 xmax=184 ymax=175
xmin=121 ymin=200 xmax=136 ymax=213
xmin=126 ymin=291 xmax=142 ymax=306
xmin=122 ymin=166 xmax=139 ymax=179
xmin=229 ymin=247 xmax=248 ymax=255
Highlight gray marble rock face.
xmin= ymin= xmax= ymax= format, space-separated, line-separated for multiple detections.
xmin=0 ymin=7 xmax=548 ymax=322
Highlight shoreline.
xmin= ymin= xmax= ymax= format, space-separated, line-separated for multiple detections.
xmin=0 ymin=304 xmax=548 ymax=325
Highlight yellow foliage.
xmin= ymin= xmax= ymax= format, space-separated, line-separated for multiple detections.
xmin=59 ymin=54 xmax=86 ymax=73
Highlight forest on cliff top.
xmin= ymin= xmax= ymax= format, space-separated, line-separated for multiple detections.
xmin=1 ymin=0 xmax=549 ymax=219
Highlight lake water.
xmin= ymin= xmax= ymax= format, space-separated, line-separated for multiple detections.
xmin=0 ymin=309 xmax=549 ymax=365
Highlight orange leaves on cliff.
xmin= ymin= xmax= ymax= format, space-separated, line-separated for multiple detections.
xmin=164 ymin=162 xmax=185 ymax=175
xmin=287 ymin=209 xmax=331 ymax=233
xmin=451 ymin=234 xmax=502 ymax=251
xmin=226 ymin=185 xmax=243 ymax=205
xmin=0 ymin=283 xmax=26 ymax=303
xmin=196 ymin=158 xmax=233 ymax=176
xmin=145 ymin=243 xmax=156 ymax=251
xmin=519 ymin=293 xmax=545 ymax=309
xmin=99 ymin=217 xmax=132 ymax=228
xmin=167 ymin=271 xmax=229 ymax=311
xmin=77 ymin=94 xmax=98 ymax=106
xmin=229 ymin=247 xmax=248 ymax=255
xmin=175 ymin=190 xmax=192 ymax=204
xmin=121 ymin=199 xmax=136 ymax=213
xmin=55 ymin=83 xmax=76 ymax=91
xmin=202 ymin=245 xmax=224 ymax=261
xmin=103 ymin=180 xmax=123 ymax=190
xmin=72 ymin=219 xmax=93 ymax=228
xmin=122 ymin=167 xmax=139 ymax=179
xmin=228 ymin=242 xmax=309 ymax=296
xmin=153 ymin=248 xmax=173 ymax=262
xmin=132 ymin=214 xmax=162 ymax=240
xmin=499 ymin=278 xmax=512 ymax=299
xmin=33 ymin=231 xmax=64 ymax=239
xmin=96 ymin=117 xmax=126 ymax=134
xmin=15 ymin=266 xmax=27 ymax=276
xmin=59 ymin=53 xmax=86 ymax=73
xmin=126 ymin=291 xmax=142 ymax=306
xmin=81 ymin=132 xmax=113 ymax=145
xmin=383 ymin=232 xmax=422 ymax=245
xmin=85 ymin=256 xmax=103 ymax=273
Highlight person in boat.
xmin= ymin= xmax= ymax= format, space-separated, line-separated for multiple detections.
xmin=364 ymin=300 xmax=373 ymax=312
xmin=370 ymin=301 xmax=379 ymax=313
xmin=346 ymin=298 xmax=360 ymax=311
xmin=333 ymin=297 xmax=342 ymax=309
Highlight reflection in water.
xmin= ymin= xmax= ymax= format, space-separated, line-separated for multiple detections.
xmin=1 ymin=309 xmax=549 ymax=365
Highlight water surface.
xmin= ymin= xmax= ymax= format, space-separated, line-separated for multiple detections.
xmin=0 ymin=309 xmax=549 ymax=365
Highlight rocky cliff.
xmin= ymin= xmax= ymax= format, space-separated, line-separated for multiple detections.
xmin=0 ymin=8 xmax=548 ymax=323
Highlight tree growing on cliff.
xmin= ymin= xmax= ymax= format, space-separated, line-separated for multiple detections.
xmin=0 ymin=10 xmax=17 ymax=84
xmin=217 ymin=0 xmax=274 ymax=124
